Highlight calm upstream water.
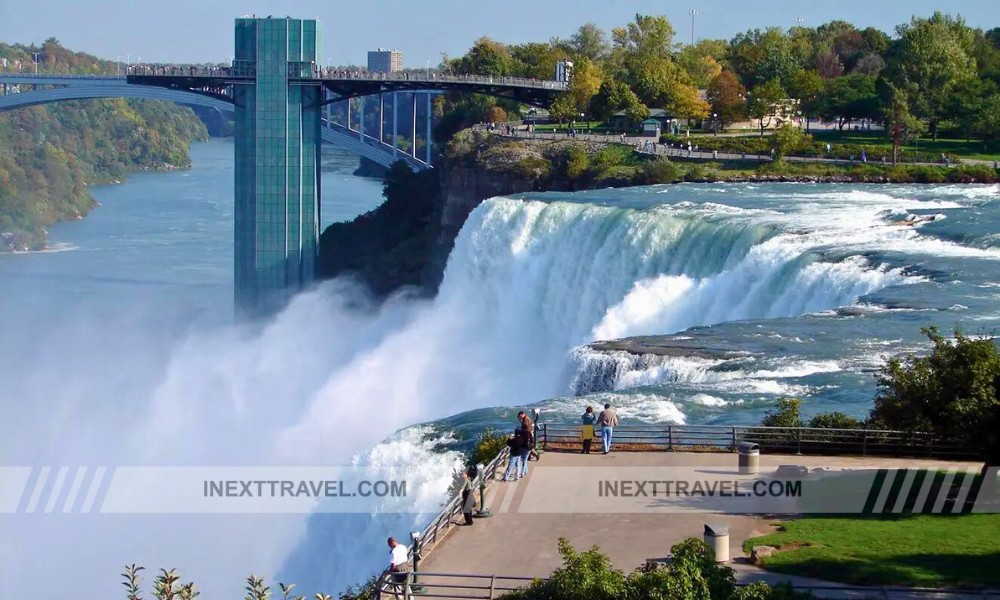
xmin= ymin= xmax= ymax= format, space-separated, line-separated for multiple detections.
xmin=2 ymin=138 xmax=999 ymax=598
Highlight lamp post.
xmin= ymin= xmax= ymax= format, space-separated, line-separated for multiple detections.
xmin=713 ymin=113 xmax=718 ymax=135
xmin=689 ymin=9 xmax=699 ymax=45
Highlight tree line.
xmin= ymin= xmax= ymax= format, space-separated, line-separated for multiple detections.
xmin=0 ymin=40 xmax=208 ymax=250
xmin=436 ymin=13 xmax=1000 ymax=153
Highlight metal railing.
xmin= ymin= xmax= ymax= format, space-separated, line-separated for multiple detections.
xmin=123 ymin=65 xmax=568 ymax=90
xmin=377 ymin=571 xmax=534 ymax=600
xmin=376 ymin=571 xmax=1000 ymax=600
xmin=373 ymin=446 xmax=512 ymax=598
xmin=539 ymin=424 xmax=979 ymax=459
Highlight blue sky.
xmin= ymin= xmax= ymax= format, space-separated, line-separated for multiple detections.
xmin=0 ymin=0 xmax=996 ymax=66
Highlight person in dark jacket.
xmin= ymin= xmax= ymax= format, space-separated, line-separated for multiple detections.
xmin=502 ymin=430 xmax=525 ymax=481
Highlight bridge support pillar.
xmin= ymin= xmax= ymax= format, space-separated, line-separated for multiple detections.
xmin=233 ymin=17 xmax=322 ymax=315
xmin=378 ymin=93 xmax=384 ymax=144
xmin=411 ymin=92 xmax=418 ymax=159
xmin=426 ymin=92 xmax=433 ymax=165
xmin=359 ymin=96 xmax=364 ymax=141
xmin=392 ymin=92 xmax=398 ymax=157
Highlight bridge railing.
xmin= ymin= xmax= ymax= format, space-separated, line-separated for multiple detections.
xmin=375 ymin=571 xmax=1000 ymax=600
xmin=123 ymin=64 xmax=567 ymax=90
xmin=539 ymin=423 xmax=979 ymax=459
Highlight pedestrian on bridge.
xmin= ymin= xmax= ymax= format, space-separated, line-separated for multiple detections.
xmin=597 ymin=403 xmax=619 ymax=454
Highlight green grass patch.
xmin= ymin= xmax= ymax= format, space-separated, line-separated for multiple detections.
xmin=745 ymin=514 xmax=1000 ymax=588
xmin=808 ymin=130 xmax=1000 ymax=161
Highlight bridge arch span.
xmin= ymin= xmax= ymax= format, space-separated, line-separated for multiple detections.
xmin=0 ymin=84 xmax=234 ymax=113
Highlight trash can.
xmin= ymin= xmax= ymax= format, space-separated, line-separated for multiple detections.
xmin=738 ymin=441 xmax=759 ymax=475
xmin=703 ymin=523 xmax=730 ymax=563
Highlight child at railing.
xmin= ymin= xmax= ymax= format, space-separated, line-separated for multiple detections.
xmin=581 ymin=406 xmax=596 ymax=454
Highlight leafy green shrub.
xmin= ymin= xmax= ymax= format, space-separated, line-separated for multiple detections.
xmin=872 ymin=327 xmax=1000 ymax=465
xmin=807 ymin=412 xmax=864 ymax=429
xmin=513 ymin=155 xmax=551 ymax=180
xmin=564 ymin=145 xmax=590 ymax=181
xmin=470 ymin=427 xmax=509 ymax=466
xmin=642 ymin=159 xmax=684 ymax=184
xmin=762 ymin=398 xmax=804 ymax=428
xmin=946 ymin=165 xmax=998 ymax=183
xmin=500 ymin=538 xmax=740 ymax=600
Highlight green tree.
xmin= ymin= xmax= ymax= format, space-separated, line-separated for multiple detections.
xmin=456 ymin=37 xmax=513 ymax=76
xmin=819 ymin=74 xmax=880 ymax=131
xmin=707 ymin=69 xmax=747 ymax=129
xmin=770 ymin=123 xmax=805 ymax=159
xmin=677 ymin=39 xmax=728 ymax=88
xmin=787 ymin=69 xmax=824 ymax=129
xmin=665 ymin=83 xmax=711 ymax=124
xmin=871 ymin=327 xmax=1000 ymax=466
xmin=971 ymin=93 xmax=1000 ymax=151
xmin=589 ymin=79 xmax=647 ymax=124
xmin=747 ymin=78 xmax=786 ymax=136
xmin=569 ymin=23 xmax=610 ymax=62
xmin=609 ymin=14 xmax=684 ymax=107
xmin=890 ymin=12 xmax=978 ymax=139
xmin=562 ymin=58 xmax=603 ymax=119
xmin=882 ymin=82 xmax=925 ymax=164
xmin=729 ymin=28 xmax=799 ymax=89
xmin=510 ymin=42 xmax=567 ymax=80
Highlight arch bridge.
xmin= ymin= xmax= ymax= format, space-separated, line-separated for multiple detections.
xmin=0 ymin=17 xmax=566 ymax=313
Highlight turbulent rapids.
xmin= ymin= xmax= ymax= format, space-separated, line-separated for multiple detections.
xmin=2 ymin=155 xmax=999 ymax=600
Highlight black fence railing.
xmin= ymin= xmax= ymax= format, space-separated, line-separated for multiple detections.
xmin=376 ymin=571 xmax=1000 ymax=600
xmin=539 ymin=424 xmax=979 ymax=460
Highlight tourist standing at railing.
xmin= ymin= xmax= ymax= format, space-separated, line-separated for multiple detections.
xmin=502 ymin=429 xmax=526 ymax=481
xmin=461 ymin=465 xmax=478 ymax=525
xmin=386 ymin=537 xmax=410 ymax=596
xmin=581 ymin=406 xmax=596 ymax=454
xmin=597 ymin=403 xmax=619 ymax=454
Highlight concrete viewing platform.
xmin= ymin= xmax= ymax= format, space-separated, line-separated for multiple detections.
xmin=416 ymin=450 xmax=988 ymax=599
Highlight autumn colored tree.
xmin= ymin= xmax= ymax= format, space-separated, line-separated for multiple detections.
xmin=707 ymin=70 xmax=747 ymax=128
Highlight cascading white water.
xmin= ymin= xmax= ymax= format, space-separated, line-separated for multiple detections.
xmin=4 ymin=188 xmax=963 ymax=599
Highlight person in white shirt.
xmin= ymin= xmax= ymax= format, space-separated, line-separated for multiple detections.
xmin=387 ymin=537 xmax=410 ymax=596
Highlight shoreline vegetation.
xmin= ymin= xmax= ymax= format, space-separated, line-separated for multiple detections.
xmin=0 ymin=40 xmax=210 ymax=252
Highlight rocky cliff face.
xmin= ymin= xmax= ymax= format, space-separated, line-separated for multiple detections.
xmin=319 ymin=131 xmax=614 ymax=297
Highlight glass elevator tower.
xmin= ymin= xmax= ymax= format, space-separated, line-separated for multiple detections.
xmin=233 ymin=17 xmax=322 ymax=314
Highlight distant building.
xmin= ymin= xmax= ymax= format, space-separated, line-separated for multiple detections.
xmin=555 ymin=60 xmax=573 ymax=83
xmin=367 ymin=49 xmax=403 ymax=73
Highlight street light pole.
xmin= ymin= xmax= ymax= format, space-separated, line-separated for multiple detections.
xmin=689 ymin=9 xmax=699 ymax=45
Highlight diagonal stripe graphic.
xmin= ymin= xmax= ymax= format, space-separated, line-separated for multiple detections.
xmin=891 ymin=469 xmax=918 ymax=514
xmin=961 ymin=467 xmax=986 ymax=514
xmin=80 ymin=466 xmax=106 ymax=513
xmin=43 ymin=466 xmax=69 ymax=513
xmin=882 ymin=469 xmax=908 ymax=513
xmin=901 ymin=469 xmax=929 ymax=514
xmin=25 ymin=466 xmax=51 ymax=514
xmin=932 ymin=469 xmax=957 ymax=514
xmin=862 ymin=469 xmax=888 ymax=514
xmin=872 ymin=469 xmax=897 ymax=513
xmin=950 ymin=468 xmax=977 ymax=514
xmin=921 ymin=470 xmax=947 ymax=514
xmin=62 ymin=467 xmax=88 ymax=514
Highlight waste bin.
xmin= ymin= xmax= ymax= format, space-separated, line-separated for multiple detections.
xmin=738 ymin=441 xmax=759 ymax=475
xmin=703 ymin=523 xmax=730 ymax=563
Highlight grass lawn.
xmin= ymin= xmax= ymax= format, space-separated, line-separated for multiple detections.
xmin=745 ymin=514 xmax=1000 ymax=588
xmin=809 ymin=130 xmax=1000 ymax=161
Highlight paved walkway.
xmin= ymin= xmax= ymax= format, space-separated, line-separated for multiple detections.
xmin=488 ymin=128 xmax=999 ymax=168
xmin=417 ymin=451 xmax=987 ymax=599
